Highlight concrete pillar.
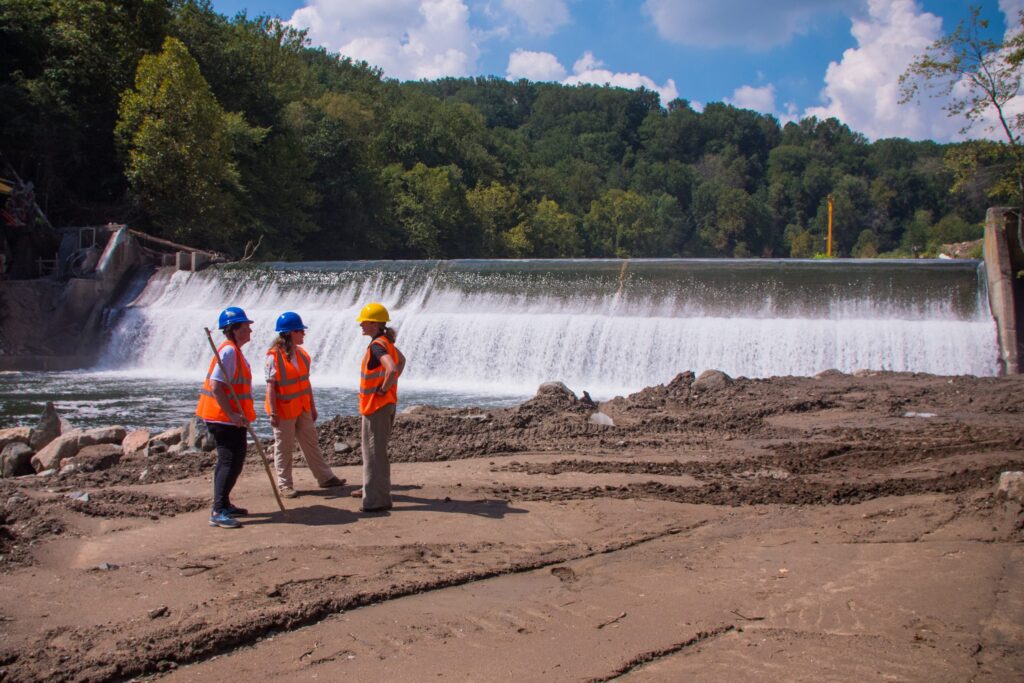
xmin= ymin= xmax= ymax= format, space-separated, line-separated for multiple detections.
xmin=983 ymin=207 xmax=1024 ymax=374
xmin=175 ymin=252 xmax=190 ymax=270
xmin=191 ymin=251 xmax=209 ymax=271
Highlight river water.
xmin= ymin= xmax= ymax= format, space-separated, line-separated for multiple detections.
xmin=0 ymin=258 xmax=998 ymax=432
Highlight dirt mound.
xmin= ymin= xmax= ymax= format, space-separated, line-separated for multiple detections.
xmin=64 ymin=490 xmax=207 ymax=518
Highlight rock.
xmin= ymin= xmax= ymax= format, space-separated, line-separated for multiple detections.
xmin=77 ymin=426 xmax=127 ymax=448
xmin=693 ymin=369 xmax=733 ymax=391
xmin=183 ymin=417 xmax=210 ymax=450
xmin=457 ymin=413 xmax=491 ymax=422
xmin=63 ymin=444 xmax=122 ymax=472
xmin=29 ymin=402 xmax=62 ymax=451
xmin=588 ymin=411 xmax=615 ymax=426
xmin=145 ymin=439 xmax=168 ymax=458
xmin=148 ymin=606 xmax=169 ymax=619
xmin=153 ymin=426 xmax=183 ymax=447
xmin=6 ymin=492 xmax=27 ymax=506
xmin=536 ymin=381 xmax=576 ymax=400
xmin=94 ymin=562 xmax=118 ymax=571
xmin=59 ymin=463 xmax=80 ymax=475
xmin=815 ymin=368 xmax=846 ymax=379
xmin=36 ymin=468 xmax=56 ymax=477
xmin=0 ymin=426 xmax=32 ymax=452
xmin=1 ymin=442 xmax=34 ymax=478
xmin=166 ymin=443 xmax=185 ymax=456
xmin=121 ymin=429 xmax=151 ymax=456
xmin=67 ymin=491 xmax=90 ymax=503
xmin=997 ymin=471 xmax=1024 ymax=502
xmin=31 ymin=430 xmax=82 ymax=472
xmin=401 ymin=405 xmax=427 ymax=414
xmin=334 ymin=441 xmax=352 ymax=454
xmin=852 ymin=368 xmax=875 ymax=378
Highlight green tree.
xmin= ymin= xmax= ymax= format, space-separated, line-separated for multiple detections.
xmin=1 ymin=0 xmax=170 ymax=222
xmin=900 ymin=6 xmax=1024 ymax=227
xmin=382 ymin=163 xmax=472 ymax=258
xmin=116 ymin=36 xmax=265 ymax=250
xmin=852 ymin=229 xmax=879 ymax=258
xmin=466 ymin=181 xmax=526 ymax=256
xmin=583 ymin=189 xmax=674 ymax=257
xmin=504 ymin=198 xmax=582 ymax=257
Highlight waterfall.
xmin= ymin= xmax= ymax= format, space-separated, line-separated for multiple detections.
xmin=100 ymin=259 xmax=1000 ymax=399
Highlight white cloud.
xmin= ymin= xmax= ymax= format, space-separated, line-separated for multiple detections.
xmin=564 ymin=51 xmax=679 ymax=104
xmin=643 ymin=0 xmax=854 ymax=49
xmin=726 ymin=84 xmax=777 ymax=113
xmin=506 ymin=49 xmax=567 ymax=80
xmin=505 ymin=49 xmax=678 ymax=104
xmin=501 ymin=0 xmax=570 ymax=36
xmin=803 ymin=0 xmax=959 ymax=141
xmin=726 ymin=83 xmax=800 ymax=124
xmin=288 ymin=0 xmax=480 ymax=80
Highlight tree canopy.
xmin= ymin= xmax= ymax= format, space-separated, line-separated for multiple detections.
xmin=0 ymin=0 xmax=996 ymax=260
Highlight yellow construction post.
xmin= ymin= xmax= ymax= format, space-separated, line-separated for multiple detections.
xmin=827 ymin=194 xmax=834 ymax=257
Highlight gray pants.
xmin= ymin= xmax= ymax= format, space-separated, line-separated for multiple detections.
xmin=360 ymin=403 xmax=395 ymax=510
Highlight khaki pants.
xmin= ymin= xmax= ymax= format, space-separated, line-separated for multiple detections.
xmin=360 ymin=402 xmax=395 ymax=510
xmin=272 ymin=410 xmax=336 ymax=489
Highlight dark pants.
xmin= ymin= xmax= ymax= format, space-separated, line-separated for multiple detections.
xmin=207 ymin=422 xmax=247 ymax=514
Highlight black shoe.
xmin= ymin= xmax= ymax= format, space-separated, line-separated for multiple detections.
xmin=224 ymin=504 xmax=248 ymax=516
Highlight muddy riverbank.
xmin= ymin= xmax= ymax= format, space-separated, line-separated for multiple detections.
xmin=1 ymin=371 xmax=1022 ymax=681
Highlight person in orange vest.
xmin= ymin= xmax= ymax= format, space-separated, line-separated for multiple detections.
xmin=264 ymin=311 xmax=345 ymax=498
xmin=355 ymin=302 xmax=406 ymax=512
xmin=195 ymin=306 xmax=257 ymax=529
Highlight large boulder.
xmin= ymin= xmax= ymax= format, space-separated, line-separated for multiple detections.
xmin=61 ymin=444 xmax=122 ymax=472
xmin=1 ymin=442 xmax=34 ymax=478
xmin=77 ymin=426 xmax=127 ymax=448
xmin=153 ymin=426 xmax=184 ymax=447
xmin=536 ymin=381 xmax=576 ymax=400
xmin=183 ymin=417 xmax=215 ymax=451
xmin=0 ymin=427 xmax=32 ymax=452
xmin=29 ymin=402 xmax=62 ymax=451
xmin=693 ymin=369 xmax=733 ymax=391
xmin=121 ymin=429 xmax=151 ymax=456
xmin=31 ymin=430 xmax=83 ymax=472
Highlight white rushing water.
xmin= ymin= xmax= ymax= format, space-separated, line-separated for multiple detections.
xmin=99 ymin=259 xmax=1000 ymax=400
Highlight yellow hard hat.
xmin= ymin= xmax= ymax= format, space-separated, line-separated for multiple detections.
xmin=357 ymin=302 xmax=390 ymax=323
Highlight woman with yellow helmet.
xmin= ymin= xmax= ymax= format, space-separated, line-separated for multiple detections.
xmin=354 ymin=302 xmax=406 ymax=512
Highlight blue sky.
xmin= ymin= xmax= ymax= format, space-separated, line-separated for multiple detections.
xmin=209 ymin=0 xmax=1023 ymax=142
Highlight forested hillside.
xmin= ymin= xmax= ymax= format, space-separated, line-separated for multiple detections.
xmin=1 ymin=0 xmax=991 ymax=260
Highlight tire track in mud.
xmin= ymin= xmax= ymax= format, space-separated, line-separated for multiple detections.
xmin=585 ymin=624 xmax=737 ymax=682
xmin=488 ymin=460 xmax=1024 ymax=507
xmin=0 ymin=522 xmax=709 ymax=682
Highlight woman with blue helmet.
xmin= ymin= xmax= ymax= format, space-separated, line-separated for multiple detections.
xmin=196 ymin=306 xmax=256 ymax=529
xmin=264 ymin=311 xmax=345 ymax=498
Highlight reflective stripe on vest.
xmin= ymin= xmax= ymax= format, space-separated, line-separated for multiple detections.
xmin=264 ymin=346 xmax=313 ymax=420
xmin=358 ymin=336 xmax=398 ymax=416
xmin=195 ymin=340 xmax=257 ymax=423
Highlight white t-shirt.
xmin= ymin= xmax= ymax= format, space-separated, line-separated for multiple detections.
xmin=264 ymin=347 xmax=301 ymax=382
xmin=210 ymin=344 xmax=248 ymax=385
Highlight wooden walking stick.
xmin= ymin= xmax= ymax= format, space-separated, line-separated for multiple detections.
xmin=204 ymin=327 xmax=287 ymax=515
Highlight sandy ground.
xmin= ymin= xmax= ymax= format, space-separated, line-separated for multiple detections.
xmin=1 ymin=371 xmax=1023 ymax=682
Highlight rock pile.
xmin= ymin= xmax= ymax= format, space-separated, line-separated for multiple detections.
xmin=0 ymin=402 xmax=217 ymax=480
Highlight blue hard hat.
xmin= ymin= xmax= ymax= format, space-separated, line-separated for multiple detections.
xmin=275 ymin=311 xmax=307 ymax=333
xmin=218 ymin=306 xmax=254 ymax=330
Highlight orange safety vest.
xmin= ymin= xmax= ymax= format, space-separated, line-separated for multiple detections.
xmin=196 ymin=340 xmax=257 ymax=423
xmin=359 ymin=335 xmax=399 ymax=416
xmin=264 ymin=346 xmax=313 ymax=420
